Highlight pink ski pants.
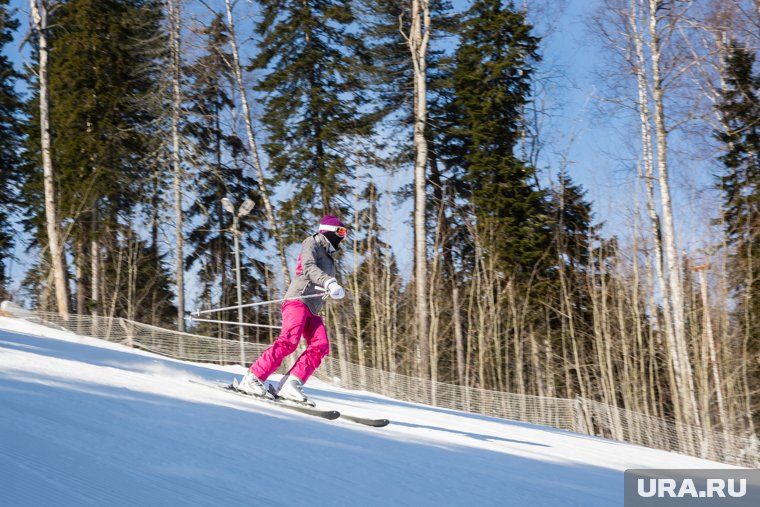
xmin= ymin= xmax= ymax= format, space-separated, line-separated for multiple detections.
xmin=250 ymin=300 xmax=330 ymax=383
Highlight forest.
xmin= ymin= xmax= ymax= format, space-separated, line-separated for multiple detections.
xmin=0 ymin=0 xmax=758 ymax=449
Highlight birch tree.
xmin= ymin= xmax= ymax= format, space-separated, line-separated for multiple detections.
xmin=403 ymin=0 xmax=432 ymax=379
xmin=645 ymin=0 xmax=699 ymax=428
xmin=184 ymin=12 xmax=268 ymax=339
xmin=26 ymin=0 xmax=167 ymax=322
xmin=29 ymin=0 xmax=69 ymax=319
xmin=595 ymin=0 xmax=700 ymax=431
xmin=628 ymin=0 xmax=683 ymax=424
xmin=167 ymin=0 xmax=185 ymax=330
xmin=223 ymin=0 xmax=290 ymax=289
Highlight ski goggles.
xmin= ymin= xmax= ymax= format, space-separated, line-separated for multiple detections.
xmin=319 ymin=224 xmax=348 ymax=237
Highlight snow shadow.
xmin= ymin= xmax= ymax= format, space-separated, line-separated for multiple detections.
xmin=305 ymin=380 xmax=608 ymax=444
xmin=389 ymin=420 xmax=550 ymax=447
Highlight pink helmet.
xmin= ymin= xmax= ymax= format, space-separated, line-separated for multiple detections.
xmin=318 ymin=215 xmax=348 ymax=239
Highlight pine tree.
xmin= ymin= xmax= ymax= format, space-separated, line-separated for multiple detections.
xmin=185 ymin=13 xmax=268 ymax=338
xmin=446 ymin=0 xmax=547 ymax=275
xmin=546 ymin=170 xmax=598 ymax=383
xmin=716 ymin=41 xmax=760 ymax=425
xmin=362 ymin=0 xmax=458 ymax=381
xmin=21 ymin=0 xmax=168 ymax=318
xmin=550 ymin=171 xmax=597 ymax=274
xmin=48 ymin=0 xmax=163 ymax=214
xmin=361 ymin=0 xmax=458 ymax=123
xmin=252 ymin=0 xmax=377 ymax=238
xmin=0 ymin=0 xmax=21 ymax=298
xmin=425 ymin=0 xmax=549 ymax=391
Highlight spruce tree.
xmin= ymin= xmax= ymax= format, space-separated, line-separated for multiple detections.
xmin=0 ymin=0 xmax=20 ymax=298
xmin=549 ymin=171 xmax=596 ymax=273
xmin=185 ymin=13 xmax=268 ymax=337
xmin=716 ymin=41 xmax=760 ymax=423
xmin=21 ymin=0 xmax=169 ymax=318
xmin=446 ymin=0 xmax=547 ymax=274
xmin=546 ymin=170 xmax=597 ymax=345
xmin=251 ymin=0 xmax=377 ymax=238
xmin=361 ymin=0 xmax=457 ymax=122
xmin=48 ymin=0 xmax=163 ymax=219
xmin=718 ymin=42 xmax=760 ymax=287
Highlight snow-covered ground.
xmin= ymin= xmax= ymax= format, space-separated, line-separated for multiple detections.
xmin=0 ymin=316 xmax=734 ymax=506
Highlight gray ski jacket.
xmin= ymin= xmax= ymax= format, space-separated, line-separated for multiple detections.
xmin=284 ymin=233 xmax=337 ymax=315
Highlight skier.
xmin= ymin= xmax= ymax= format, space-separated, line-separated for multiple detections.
xmin=236 ymin=215 xmax=347 ymax=406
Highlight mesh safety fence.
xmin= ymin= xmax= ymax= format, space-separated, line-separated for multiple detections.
xmin=14 ymin=310 xmax=760 ymax=467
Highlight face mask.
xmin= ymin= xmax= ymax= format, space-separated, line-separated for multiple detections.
xmin=322 ymin=231 xmax=344 ymax=250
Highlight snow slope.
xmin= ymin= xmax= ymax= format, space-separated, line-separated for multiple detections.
xmin=0 ymin=316 xmax=733 ymax=506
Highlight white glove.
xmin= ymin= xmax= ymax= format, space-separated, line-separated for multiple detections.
xmin=326 ymin=279 xmax=345 ymax=300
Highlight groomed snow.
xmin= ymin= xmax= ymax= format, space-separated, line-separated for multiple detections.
xmin=0 ymin=316 xmax=733 ymax=506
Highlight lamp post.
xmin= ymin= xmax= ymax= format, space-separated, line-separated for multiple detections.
xmin=222 ymin=197 xmax=255 ymax=366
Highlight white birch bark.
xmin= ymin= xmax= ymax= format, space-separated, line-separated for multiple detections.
xmin=91 ymin=208 xmax=99 ymax=319
xmin=646 ymin=0 xmax=699 ymax=428
xmin=30 ymin=0 xmax=69 ymax=319
xmin=168 ymin=0 xmax=185 ymax=331
xmin=404 ymin=0 xmax=431 ymax=379
xmin=224 ymin=0 xmax=291 ymax=290
xmin=76 ymin=241 xmax=85 ymax=315
xmin=629 ymin=0 xmax=684 ymax=423
xmin=695 ymin=265 xmax=728 ymax=434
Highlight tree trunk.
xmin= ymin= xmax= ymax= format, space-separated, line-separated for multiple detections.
xmin=646 ymin=0 xmax=699 ymax=429
xmin=429 ymin=149 xmax=466 ymax=386
xmin=168 ymin=0 xmax=185 ymax=331
xmin=150 ymin=172 xmax=161 ymax=326
xmin=695 ymin=265 xmax=728 ymax=432
xmin=351 ymin=207 xmax=365 ymax=373
xmin=224 ymin=0 xmax=290 ymax=291
xmin=30 ymin=0 xmax=69 ymax=319
xmin=91 ymin=209 xmax=99 ymax=319
xmin=76 ymin=239 xmax=85 ymax=315
xmin=405 ymin=0 xmax=431 ymax=380
xmin=629 ymin=0 xmax=683 ymax=424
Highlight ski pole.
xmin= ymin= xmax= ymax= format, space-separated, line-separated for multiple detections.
xmin=191 ymin=289 xmax=327 ymax=317
xmin=185 ymin=316 xmax=281 ymax=329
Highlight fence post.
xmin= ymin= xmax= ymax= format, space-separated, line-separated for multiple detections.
xmin=118 ymin=318 xmax=134 ymax=348
xmin=574 ymin=396 xmax=588 ymax=435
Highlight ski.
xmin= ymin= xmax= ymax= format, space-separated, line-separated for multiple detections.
xmin=189 ymin=379 xmax=339 ymax=421
xmin=267 ymin=384 xmax=390 ymax=428
xmin=339 ymin=414 xmax=390 ymax=428
xmin=189 ymin=379 xmax=390 ymax=427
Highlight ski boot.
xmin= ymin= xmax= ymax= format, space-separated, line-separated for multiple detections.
xmin=276 ymin=375 xmax=315 ymax=407
xmin=236 ymin=370 xmax=274 ymax=400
